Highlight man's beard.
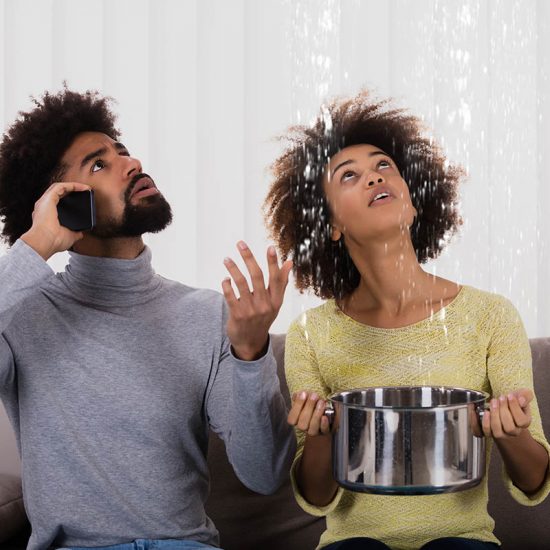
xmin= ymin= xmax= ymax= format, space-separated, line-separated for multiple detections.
xmin=91 ymin=176 xmax=173 ymax=238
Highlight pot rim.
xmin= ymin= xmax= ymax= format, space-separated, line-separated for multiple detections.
xmin=328 ymin=385 xmax=489 ymax=411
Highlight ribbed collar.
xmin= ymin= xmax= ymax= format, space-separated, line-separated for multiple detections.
xmin=59 ymin=246 xmax=162 ymax=306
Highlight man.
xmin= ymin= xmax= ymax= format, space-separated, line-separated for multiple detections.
xmin=0 ymin=89 xmax=295 ymax=550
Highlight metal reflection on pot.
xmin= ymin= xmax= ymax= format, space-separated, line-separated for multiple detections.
xmin=326 ymin=386 xmax=488 ymax=495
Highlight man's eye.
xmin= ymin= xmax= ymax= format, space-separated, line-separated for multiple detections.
xmin=91 ymin=159 xmax=105 ymax=173
xmin=341 ymin=170 xmax=356 ymax=182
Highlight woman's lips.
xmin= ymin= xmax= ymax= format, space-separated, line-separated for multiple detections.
xmin=367 ymin=186 xmax=395 ymax=206
xmin=369 ymin=195 xmax=394 ymax=207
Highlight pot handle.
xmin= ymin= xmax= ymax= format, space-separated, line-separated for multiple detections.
xmin=324 ymin=402 xmax=335 ymax=426
xmin=473 ymin=403 xmax=489 ymax=437
xmin=478 ymin=406 xmax=485 ymax=423
xmin=477 ymin=402 xmax=492 ymax=423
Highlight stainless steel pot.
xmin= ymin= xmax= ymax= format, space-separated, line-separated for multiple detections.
xmin=326 ymin=386 xmax=488 ymax=495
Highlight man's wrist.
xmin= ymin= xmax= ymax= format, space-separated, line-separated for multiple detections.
xmin=231 ymin=337 xmax=270 ymax=362
xmin=20 ymin=230 xmax=54 ymax=261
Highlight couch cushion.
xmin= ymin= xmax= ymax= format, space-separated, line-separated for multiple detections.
xmin=0 ymin=474 xmax=27 ymax=543
xmin=205 ymin=334 xmax=325 ymax=550
xmin=488 ymin=337 xmax=550 ymax=549
xmin=5 ymin=336 xmax=548 ymax=549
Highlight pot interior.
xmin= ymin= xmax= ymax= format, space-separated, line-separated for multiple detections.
xmin=331 ymin=386 xmax=487 ymax=409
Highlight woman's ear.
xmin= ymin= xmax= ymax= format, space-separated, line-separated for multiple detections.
xmin=331 ymin=226 xmax=342 ymax=241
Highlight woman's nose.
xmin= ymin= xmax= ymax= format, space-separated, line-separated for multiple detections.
xmin=367 ymin=174 xmax=384 ymax=186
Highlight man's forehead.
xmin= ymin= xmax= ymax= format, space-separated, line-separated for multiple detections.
xmin=61 ymin=132 xmax=122 ymax=164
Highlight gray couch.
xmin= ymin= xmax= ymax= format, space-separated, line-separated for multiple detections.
xmin=1 ymin=336 xmax=550 ymax=549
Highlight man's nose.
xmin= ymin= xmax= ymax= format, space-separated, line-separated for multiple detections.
xmin=124 ymin=156 xmax=142 ymax=177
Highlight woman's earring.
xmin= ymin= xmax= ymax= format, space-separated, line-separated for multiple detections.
xmin=331 ymin=227 xmax=342 ymax=242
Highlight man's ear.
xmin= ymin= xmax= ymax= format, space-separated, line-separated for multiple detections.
xmin=331 ymin=226 xmax=342 ymax=241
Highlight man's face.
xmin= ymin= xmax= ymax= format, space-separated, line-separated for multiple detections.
xmin=59 ymin=131 xmax=172 ymax=237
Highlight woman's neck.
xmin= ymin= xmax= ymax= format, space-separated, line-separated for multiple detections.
xmin=340 ymin=234 xmax=460 ymax=324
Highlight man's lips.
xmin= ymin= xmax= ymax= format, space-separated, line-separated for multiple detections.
xmin=132 ymin=187 xmax=159 ymax=200
xmin=129 ymin=176 xmax=158 ymax=200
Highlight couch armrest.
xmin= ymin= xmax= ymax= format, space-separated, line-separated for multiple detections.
xmin=0 ymin=474 xmax=27 ymax=543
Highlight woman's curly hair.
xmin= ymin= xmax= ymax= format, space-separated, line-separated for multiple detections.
xmin=264 ymin=90 xmax=464 ymax=301
xmin=0 ymin=88 xmax=120 ymax=246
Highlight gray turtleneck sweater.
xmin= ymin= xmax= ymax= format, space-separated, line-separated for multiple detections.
xmin=0 ymin=239 xmax=294 ymax=550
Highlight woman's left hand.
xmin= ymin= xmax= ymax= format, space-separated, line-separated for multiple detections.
xmin=482 ymin=388 xmax=533 ymax=439
xmin=222 ymin=241 xmax=292 ymax=361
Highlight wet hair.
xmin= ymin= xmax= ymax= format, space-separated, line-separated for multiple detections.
xmin=0 ymin=88 xmax=120 ymax=246
xmin=264 ymin=89 xmax=464 ymax=300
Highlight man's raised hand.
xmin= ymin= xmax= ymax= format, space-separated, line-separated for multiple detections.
xmin=21 ymin=181 xmax=91 ymax=260
xmin=222 ymin=241 xmax=292 ymax=361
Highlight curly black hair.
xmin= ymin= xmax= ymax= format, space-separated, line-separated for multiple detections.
xmin=264 ymin=89 xmax=464 ymax=300
xmin=0 ymin=88 xmax=120 ymax=246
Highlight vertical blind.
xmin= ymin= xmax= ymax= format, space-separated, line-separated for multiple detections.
xmin=0 ymin=0 xmax=548 ymax=337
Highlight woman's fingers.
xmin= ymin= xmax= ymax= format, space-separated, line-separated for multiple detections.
xmin=497 ymin=396 xmax=519 ymax=436
xmin=320 ymin=415 xmax=331 ymax=435
xmin=489 ymin=399 xmax=503 ymax=438
xmin=482 ymin=408 xmax=492 ymax=438
xmin=507 ymin=393 xmax=531 ymax=429
xmin=483 ymin=393 xmax=532 ymax=439
xmin=516 ymin=388 xmax=534 ymax=406
xmin=288 ymin=391 xmax=308 ymax=426
xmin=516 ymin=388 xmax=533 ymax=418
xmin=307 ymin=399 xmax=327 ymax=436
xmin=296 ymin=393 xmax=320 ymax=431
xmin=287 ymin=391 xmax=327 ymax=435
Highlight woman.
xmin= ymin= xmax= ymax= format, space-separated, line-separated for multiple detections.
xmin=264 ymin=91 xmax=550 ymax=550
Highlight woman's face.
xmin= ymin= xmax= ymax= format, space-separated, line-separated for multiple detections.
xmin=322 ymin=143 xmax=416 ymax=245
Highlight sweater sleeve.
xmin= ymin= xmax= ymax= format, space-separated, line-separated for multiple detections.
xmin=486 ymin=296 xmax=550 ymax=505
xmin=285 ymin=314 xmax=345 ymax=516
xmin=205 ymin=301 xmax=295 ymax=495
xmin=0 ymin=240 xmax=54 ymax=388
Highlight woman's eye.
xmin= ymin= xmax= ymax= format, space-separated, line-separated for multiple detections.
xmin=91 ymin=159 xmax=105 ymax=173
xmin=378 ymin=160 xmax=391 ymax=169
xmin=341 ymin=171 xmax=356 ymax=183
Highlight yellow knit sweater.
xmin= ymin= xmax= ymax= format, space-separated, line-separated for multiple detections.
xmin=285 ymin=286 xmax=550 ymax=550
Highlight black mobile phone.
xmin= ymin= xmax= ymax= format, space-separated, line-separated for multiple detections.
xmin=57 ymin=190 xmax=96 ymax=231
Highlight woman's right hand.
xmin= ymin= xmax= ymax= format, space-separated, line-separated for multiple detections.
xmin=287 ymin=390 xmax=331 ymax=436
xmin=288 ymin=390 xmax=337 ymax=506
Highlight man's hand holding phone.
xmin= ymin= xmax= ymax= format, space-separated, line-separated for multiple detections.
xmin=21 ymin=182 xmax=92 ymax=261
